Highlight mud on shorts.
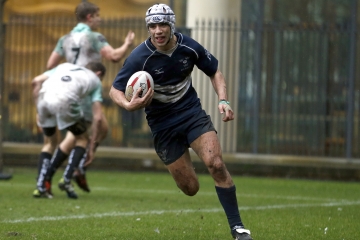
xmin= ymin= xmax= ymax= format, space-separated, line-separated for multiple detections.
xmin=152 ymin=110 xmax=216 ymax=165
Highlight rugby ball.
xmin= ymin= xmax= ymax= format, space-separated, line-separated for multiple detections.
xmin=125 ymin=71 xmax=154 ymax=101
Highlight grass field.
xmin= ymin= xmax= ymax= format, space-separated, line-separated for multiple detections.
xmin=0 ymin=167 xmax=359 ymax=240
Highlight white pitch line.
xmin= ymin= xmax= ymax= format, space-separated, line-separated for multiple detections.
xmin=3 ymin=200 xmax=360 ymax=224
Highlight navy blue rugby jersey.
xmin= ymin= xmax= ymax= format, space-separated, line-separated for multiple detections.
xmin=112 ymin=33 xmax=218 ymax=132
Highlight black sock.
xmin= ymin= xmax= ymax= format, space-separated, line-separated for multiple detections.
xmin=37 ymin=152 xmax=52 ymax=176
xmin=77 ymin=150 xmax=88 ymax=174
xmin=63 ymin=146 xmax=86 ymax=182
xmin=36 ymin=152 xmax=52 ymax=191
xmin=215 ymin=185 xmax=244 ymax=230
xmin=46 ymin=147 xmax=68 ymax=181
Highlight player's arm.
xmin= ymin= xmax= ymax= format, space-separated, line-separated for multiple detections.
xmin=31 ymin=74 xmax=48 ymax=104
xmin=210 ymin=69 xmax=234 ymax=122
xmin=47 ymin=51 xmax=63 ymax=70
xmin=109 ymin=85 xmax=153 ymax=111
xmin=47 ymin=37 xmax=65 ymax=69
xmin=100 ymin=31 xmax=135 ymax=62
xmin=85 ymin=101 xmax=103 ymax=166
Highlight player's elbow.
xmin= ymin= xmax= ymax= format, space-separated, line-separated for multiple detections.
xmin=32 ymin=77 xmax=42 ymax=89
xmin=46 ymin=62 xmax=55 ymax=70
xmin=109 ymin=87 xmax=119 ymax=104
xmin=103 ymin=54 xmax=120 ymax=63
xmin=101 ymin=47 xmax=121 ymax=62
xmin=31 ymin=78 xmax=37 ymax=88
xmin=109 ymin=53 xmax=121 ymax=62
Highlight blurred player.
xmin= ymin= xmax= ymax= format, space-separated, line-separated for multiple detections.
xmin=47 ymin=1 xmax=135 ymax=68
xmin=109 ymin=3 xmax=253 ymax=240
xmin=33 ymin=62 xmax=106 ymax=199
xmin=36 ymin=1 xmax=135 ymax=193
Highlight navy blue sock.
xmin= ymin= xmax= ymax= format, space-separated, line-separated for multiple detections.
xmin=37 ymin=152 xmax=52 ymax=176
xmin=63 ymin=146 xmax=86 ymax=182
xmin=36 ymin=152 xmax=52 ymax=191
xmin=215 ymin=185 xmax=244 ymax=230
xmin=46 ymin=147 xmax=68 ymax=181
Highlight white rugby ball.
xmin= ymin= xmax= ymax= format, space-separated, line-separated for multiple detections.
xmin=125 ymin=71 xmax=154 ymax=101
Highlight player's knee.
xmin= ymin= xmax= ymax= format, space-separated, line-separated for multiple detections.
xmin=207 ymin=156 xmax=227 ymax=175
xmin=178 ymin=181 xmax=199 ymax=196
xmin=42 ymin=134 xmax=57 ymax=153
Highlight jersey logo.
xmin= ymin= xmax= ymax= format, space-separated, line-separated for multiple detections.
xmin=154 ymin=68 xmax=164 ymax=74
xmin=97 ymin=35 xmax=107 ymax=43
xmin=61 ymin=76 xmax=72 ymax=82
xmin=157 ymin=149 xmax=168 ymax=162
xmin=179 ymin=57 xmax=190 ymax=71
xmin=204 ymin=48 xmax=212 ymax=61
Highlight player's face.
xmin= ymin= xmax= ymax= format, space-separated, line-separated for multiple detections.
xmin=148 ymin=23 xmax=174 ymax=51
xmin=88 ymin=11 xmax=101 ymax=30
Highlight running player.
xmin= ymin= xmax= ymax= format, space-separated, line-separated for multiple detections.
xmin=109 ymin=3 xmax=253 ymax=240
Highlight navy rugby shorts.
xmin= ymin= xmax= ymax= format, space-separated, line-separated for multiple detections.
xmin=153 ymin=110 xmax=216 ymax=165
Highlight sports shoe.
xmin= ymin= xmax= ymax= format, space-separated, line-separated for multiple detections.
xmin=44 ymin=180 xmax=53 ymax=196
xmin=58 ymin=178 xmax=78 ymax=199
xmin=73 ymin=169 xmax=90 ymax=192
xmin=231 ymin=226 xmax=253 ymax=240
xmin=33 ymin=189 xmax=53 ymax=199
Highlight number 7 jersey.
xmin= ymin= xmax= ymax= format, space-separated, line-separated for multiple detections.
xmin=53 ymin=23 xmax=109 ymax=67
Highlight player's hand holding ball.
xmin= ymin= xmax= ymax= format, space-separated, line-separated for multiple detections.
xmin=125 ymin=71 xmax=154 ymax=111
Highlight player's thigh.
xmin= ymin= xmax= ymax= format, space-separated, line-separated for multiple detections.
xmin=66 ymin=118 xmax=89 ymax=148
xmin=59 ymin=131 xmax=76 ymax=154
xmin=166 ymin=148 xmax=196 ymax=179
xmin=190 ymin=131 xmax=222 ymax=167
xmin=41 ymin=129 xmax=58 ymax=153
xmin=57 ymin=101 xmax=89 ymax=149
xmin=191 ymin=131 xmax=233 ymax=186
xmin=166 ymin=149 xmax=199 ymax=194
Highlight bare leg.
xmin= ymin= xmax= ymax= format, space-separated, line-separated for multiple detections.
xmin=166 ymin=149 xmax=199 ymax=196
xmin=191 ymin=131 xmax=246 ymax=233
xmin=190 ymin=131 xmax=233 ymax=187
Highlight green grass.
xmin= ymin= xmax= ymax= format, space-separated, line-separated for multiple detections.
xmin=0 ymin=167 xmax=360 ymax=239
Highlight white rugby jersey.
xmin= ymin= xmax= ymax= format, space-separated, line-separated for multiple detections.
xmin=41 ymin=63 xmax=102 ymax=105
xmin=54 ymin=23 xmax=109 ymax=67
